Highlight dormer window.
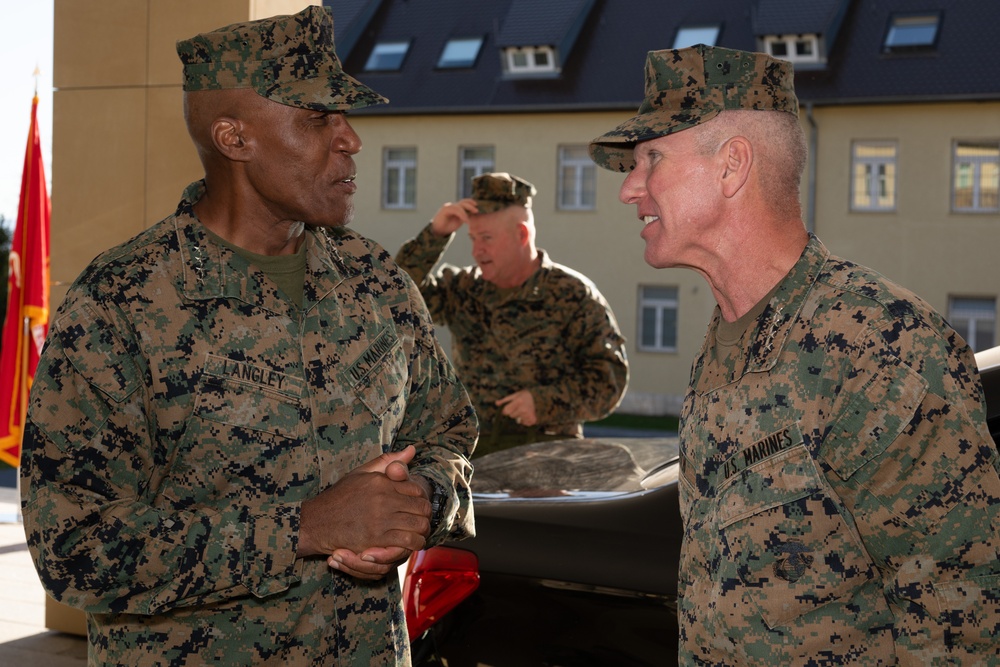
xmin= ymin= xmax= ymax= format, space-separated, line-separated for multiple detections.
xmin=763 ymin=34 xmax=821 ymax=64
xmin=673 ymin=25 xmax=720 ymax=49
xmin=438 ymin=37 xmax=484 ymax=69
xmin=504 ymin=46 xmax=557 ymax=75
xmin=884 ymin=13 xmax=940 ymax=52
xmin=365 ymin=40 xmax=410 ymax=72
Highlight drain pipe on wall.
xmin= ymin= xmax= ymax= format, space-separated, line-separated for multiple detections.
xmin=805 ymin=101 xmax=818 ymax=235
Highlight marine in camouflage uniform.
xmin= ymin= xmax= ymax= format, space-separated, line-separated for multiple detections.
xmin=591 ymin=45 xmax=1000 ymax=663
xmin=20 ymin=7 xmax=476 ymax=666
xmin=395 ymin=172 xmax=628 ymax=457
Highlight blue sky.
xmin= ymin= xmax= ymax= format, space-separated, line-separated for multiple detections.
xmin=1 ymin=1 xmax=54 ymax=228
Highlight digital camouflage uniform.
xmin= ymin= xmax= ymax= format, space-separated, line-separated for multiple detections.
xmin=20 ymin=7 xmax=476 ymax=666
xmin=20 ymin=180 xmax=476 ymax=666
xmin=588 ymin=45 xmax=1000 ymax=663
xmin=395 ymin=221 xmax=628 ymax=456
xmin=677 ymin=236 xmax=1000 ymax=664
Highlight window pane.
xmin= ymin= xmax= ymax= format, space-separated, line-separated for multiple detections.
xmin=404 ymin=170 xmax=416 ymax=205
xmin=644 ymin=286 xmax=677 ymax=301
xmin=980 ymin=162 xmax=999 ymax=209
xmin=639 ymin=286 xmax=678 ymax=352
xmin=384 ymin=148 xmax=416 ymax=208
xmin=660 ymin=308 xmax=678 ymax=349
xmin=641 ymin=307 xmax=657 ymax=348
xmin=366 ymin=41 xmax=409 ymax=71
xmin=853 ymin=163 xmax=872 ymax=208
xmin=674 ymin=26 xmax=719 ymax=49
xmin=852 ymin=142 xmax=896 ymax=211
xmin=439 ymin=37 xmax=483 ymax=68
xmin=886 ymin=15 xmax=939 ymax=48
xmin=385 ymin=170 xmax=400 ymax=206
xmin=953 ymin=142 xmax=1000 ymax=211
xmin=458 ymin=146 xmax=494 ymax=198
xmin=559 ymin=165 xmax=575 ymax=208
xmin=461 ymin=147 xmax=493 ymax=161
xmin=949 ymin=297 xmax=996 ymax=352
xmin=975 ymin=319 xmax=996 ymax=351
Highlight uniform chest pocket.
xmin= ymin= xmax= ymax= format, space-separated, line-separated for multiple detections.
xmin=161 ymin=357 xmax=308 ymax=508
xmin=718 ymin=443 xmax=875 ymax=629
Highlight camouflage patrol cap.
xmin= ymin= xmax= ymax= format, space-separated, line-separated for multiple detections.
xmin=589 ymin=44 xmax=798 ymax=172
xmin=176 ymin=5 xmax=387 ymax=111
xmin=471 ymin=173 xmax=537 ymax=214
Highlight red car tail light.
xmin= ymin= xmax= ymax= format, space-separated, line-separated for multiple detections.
xmin=402 ymin=546 xmax=480 ymax=641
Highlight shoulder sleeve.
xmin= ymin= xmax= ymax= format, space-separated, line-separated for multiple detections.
xmin=819 ymin=314 xmax=1000 ymax=661
xmin=386 ymin=263 xmax=477 ymax=544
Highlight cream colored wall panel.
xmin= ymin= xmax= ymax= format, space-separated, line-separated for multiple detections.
xmin=147 ymin=1 xmax=313 ymax=85
xmin=54 ymin=0 xmax=148 ymax=89
xmin=148 ymin=0 xmax=249 ymax=85
xmin=810 ymin=102 xmax=1000 ymax=317
xmin=51 ymin=88 xmax=147 ymax=291
xmin=250 ymin=0 xmax=319 ymax=19
xmin=145 ymin=87 xmax=202 ymax=225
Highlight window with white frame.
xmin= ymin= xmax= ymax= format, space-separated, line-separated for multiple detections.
xmin=458 ymin=146 xmax=495 ymax=199
xmin=674 ymin=25 xmax=720 ymax=49
xmin=438 ymin=37 xmax=484 ymax=69
xmin=383 ymin=147 xmax=416 ymax=209
xmin=763 ymin=34 xmax=820 ymax=64
xmin=504 ymin=46 xmax=557 ymax=75
xmin=953 ymin=141 xmax=1000 ymax=212
xmin=851 ymin=141 xmax=897 ymax=211
xmin=558 ymin=146 xmax=596 ymax=210
xmin=365 ymin=41 xmax=410 ymax=71
xmin=949 ymin=296 xmax=996 ymax=352
xmin=639 ymin=286 xmax=679 ymax=353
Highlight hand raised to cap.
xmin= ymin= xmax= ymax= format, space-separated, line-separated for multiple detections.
xmin=430 ymin=199 xmax=479 ymax=237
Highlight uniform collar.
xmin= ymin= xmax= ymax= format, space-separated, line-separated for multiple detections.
xmin=695 ymin=235 xmax=829 ymax=391
xmin=744 ymin=234 xmax=828 ymax=372
xmin=173 ymin=180 xmax=356 ymax=313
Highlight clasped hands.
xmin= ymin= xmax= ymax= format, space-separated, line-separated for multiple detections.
xmin=298 ymin=445 xmax=433 ymax=581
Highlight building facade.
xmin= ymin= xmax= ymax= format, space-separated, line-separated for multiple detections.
xmin=50 ymin=0 xmax=1000 ymax=416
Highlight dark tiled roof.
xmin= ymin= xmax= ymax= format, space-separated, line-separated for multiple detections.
xmin=327 ymin=0 xmax=1000 ymax=114
xmin=496 ymin=0 xmax=596 ymax=53
xmin=752 ymin=0 xmax=849 ymax=36
xmin=796 ymin=0 xmax=1000 ymax=102
xmin=330 ymin=0 xmax=386 ymax=60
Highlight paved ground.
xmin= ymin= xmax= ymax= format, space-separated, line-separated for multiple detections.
xmin=0 ymin=483 xmax=88 ymax=666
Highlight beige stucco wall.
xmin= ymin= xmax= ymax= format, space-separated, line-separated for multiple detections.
xmin=807 ymin=102 xmax=1000 ymax=310
xmin=50 ymin=1 xmax=1000 ymax=416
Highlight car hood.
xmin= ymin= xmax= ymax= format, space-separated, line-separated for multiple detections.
xmin=470 ymin=436 xmax=680 ymax=499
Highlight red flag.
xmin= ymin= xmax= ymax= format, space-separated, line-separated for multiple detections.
xmin=0 ymin=95 xmax=51 ymax=467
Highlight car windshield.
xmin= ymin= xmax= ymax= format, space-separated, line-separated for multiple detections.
xmin=471 ymin=437 xmax=679 ymax=497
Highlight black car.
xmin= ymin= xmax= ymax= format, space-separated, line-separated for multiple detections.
xmin=403 ymin=345 xmax=1000 ymax=667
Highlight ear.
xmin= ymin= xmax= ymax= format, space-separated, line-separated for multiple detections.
xmin=210 ymin=117 xmax=252 ymax=162
xmin=517 ymin=221 xmax=530 ymax=245
xmin=720 ymin=135 xmax=753 ymax=198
